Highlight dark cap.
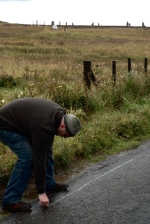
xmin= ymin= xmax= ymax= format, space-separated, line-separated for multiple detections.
xmin=64 ymin=114 xmax=81 ymax=136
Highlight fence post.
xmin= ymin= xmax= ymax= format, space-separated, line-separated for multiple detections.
xmin=112 ymin=61 xmax=116 ymax=84
xmin=128 ymin=58 xmax=131 ymax=72
xmin=144 ymin=58 xmax=148 ymax=72
xmin=83 ymin=60 xmax=91 ymax=89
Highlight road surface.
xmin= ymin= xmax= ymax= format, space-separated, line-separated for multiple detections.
xmin=1 ymin=140 xmax=150 ymax=224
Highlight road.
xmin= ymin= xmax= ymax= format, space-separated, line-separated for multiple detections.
xmin=1 ymin=140 xmax=150 ymax=224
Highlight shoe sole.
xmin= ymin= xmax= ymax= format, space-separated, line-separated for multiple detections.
xmin=47 ymin=184 xmax=69 ymax=193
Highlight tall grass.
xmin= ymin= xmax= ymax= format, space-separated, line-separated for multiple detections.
xmin=1 ymin=23 xmax=150 ymax=181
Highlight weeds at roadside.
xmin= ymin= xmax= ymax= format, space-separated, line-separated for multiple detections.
xmin=1 ymin=25 xmax=150 ymax=180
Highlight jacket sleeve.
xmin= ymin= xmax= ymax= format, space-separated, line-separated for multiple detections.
xmin=31 ymin=129 xmax=54 ymax=194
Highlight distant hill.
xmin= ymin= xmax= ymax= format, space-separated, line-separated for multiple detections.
xmin=0 ymin=20 xmax=149 ymax=29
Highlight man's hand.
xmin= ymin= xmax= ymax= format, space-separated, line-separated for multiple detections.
xmin=38 ymin=193 xmax=49 ymax=207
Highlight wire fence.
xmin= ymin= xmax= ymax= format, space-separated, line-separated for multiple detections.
xmin=83 ymin=58 xmax=148 ymax=88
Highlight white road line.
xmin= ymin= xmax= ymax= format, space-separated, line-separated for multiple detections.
xmin=49 ymin=154 xmax=143 ymax=206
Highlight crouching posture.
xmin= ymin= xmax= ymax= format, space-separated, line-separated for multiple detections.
xmin=0 ymin=98 xmax=81 ymax=212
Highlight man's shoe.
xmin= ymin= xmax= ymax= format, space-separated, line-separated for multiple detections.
xmin=2 ymin=201 xmax=32 ymax=212
xmin=46 ymin=183 xmax=69 ymax=193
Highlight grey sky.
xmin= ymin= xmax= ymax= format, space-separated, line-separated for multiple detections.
xmin=0 ymin=0 xmax=149 ymax=26
xmin=0 ymin=0 xmax=31 ymax=1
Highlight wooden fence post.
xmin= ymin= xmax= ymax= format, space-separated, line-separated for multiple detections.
xmin=83 ymin=60 xmax=91 ymax=89
xmin=128 ymin=58 xmax=131 ymax=72
xmin=112 ymin=61 xmax=116 ymax=84
xmin=144 ymin=58 xmax=148 ymax=72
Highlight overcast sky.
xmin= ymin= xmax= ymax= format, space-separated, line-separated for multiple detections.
xmin=0 ymin=0 xmax=150 ymax=26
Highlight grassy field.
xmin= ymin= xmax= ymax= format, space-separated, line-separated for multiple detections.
xmin=0 ymin=21 xmax=150 ymax=183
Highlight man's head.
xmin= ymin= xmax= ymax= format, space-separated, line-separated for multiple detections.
xmin=56 ymin=114 xmax=81 ymax=138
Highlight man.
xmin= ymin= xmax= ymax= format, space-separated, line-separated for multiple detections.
xmin=0 ymin=97 xmax=81 ymax=212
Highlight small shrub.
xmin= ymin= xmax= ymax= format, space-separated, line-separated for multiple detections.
xmin=0 ymin=75 xmax=16 ymax=88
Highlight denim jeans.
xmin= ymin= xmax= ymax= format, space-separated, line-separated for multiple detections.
xmin=0 ymin=130 xmax=56 ymax=204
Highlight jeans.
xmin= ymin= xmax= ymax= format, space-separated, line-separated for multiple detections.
xmin=0 ymin=130 xmax=56 ymax=204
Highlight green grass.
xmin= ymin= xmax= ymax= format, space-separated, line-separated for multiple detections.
xmin=1 ymin=23 xmax=150 ymax=182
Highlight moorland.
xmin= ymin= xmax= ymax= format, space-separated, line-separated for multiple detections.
xmin=0 ymin=21 xmax=150 ymax=183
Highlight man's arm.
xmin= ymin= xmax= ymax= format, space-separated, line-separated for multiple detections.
xmin=32 ymin=129 xmax=54 ymax=205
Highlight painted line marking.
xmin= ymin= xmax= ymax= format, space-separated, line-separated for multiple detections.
xmin=49 ymin=154 xmax=143 ymax=206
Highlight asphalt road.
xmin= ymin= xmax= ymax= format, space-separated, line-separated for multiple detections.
xmin=1 ymin=140 xmax=150 ymax=224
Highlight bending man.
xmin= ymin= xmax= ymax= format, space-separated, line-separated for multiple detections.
xmin=0 ymin=97 xmax=81 ymax=212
